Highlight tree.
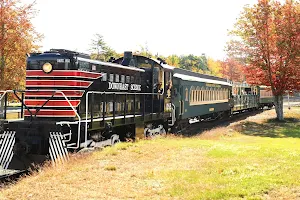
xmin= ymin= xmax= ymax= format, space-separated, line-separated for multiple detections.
xmin=0 ymin=0 xmax=41 ymax=90
xmin=220 ymin=58 xmax=245 ymax=82
xmin=225 ymin=39 xmax=249 ymax=65
xmin=230 ymin=0 xmax=300 ymax=120
xmin=207 ymin=57 xmax=222 ymax=77
xmin=166 ymin=54 xmax=180 ymax=67
xmin=134 ymin=42 xmax=153 ymax=58
xmin=199 ymin=53 xmax=208 ymax=72
xmin=89 ymin=34 xmax=118 ymax=61
xmin=179 ymin=54 xmax=209 ymax=72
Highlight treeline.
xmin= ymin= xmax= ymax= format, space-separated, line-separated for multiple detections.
xmin=89 ymin=34 xmax=244 ymax=82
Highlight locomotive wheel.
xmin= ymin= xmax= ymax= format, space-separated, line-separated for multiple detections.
xmin=158 ymin=127 xmax=166 ymax=136
xmin=111 ymin=134 xmax=120 ymax=145
xmin=144 ymin=125 xmax=166 ymax=138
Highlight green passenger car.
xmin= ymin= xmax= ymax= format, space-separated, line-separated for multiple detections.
xmin=259 ymin=86 xmax=274 ymax=108
xmin=172 ymin=68 xmax=232 ymax=122
xmin=231 ymin=83 xmax=260 ymax=112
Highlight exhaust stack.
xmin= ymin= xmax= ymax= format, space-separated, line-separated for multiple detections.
xmin=121 ymin=51 xmax=134 ymax=66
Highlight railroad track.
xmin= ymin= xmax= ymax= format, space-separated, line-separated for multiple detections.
xmin=0 ymin=169 xmax=28 ymax=185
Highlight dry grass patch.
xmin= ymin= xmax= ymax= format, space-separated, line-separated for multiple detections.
xmin=264 ymin=186 xmax=300 ymax=199
xmin=104 ymin=165 xmax=117 ymax=171
xmin=198 ymin=127 xmax=240 ymax=140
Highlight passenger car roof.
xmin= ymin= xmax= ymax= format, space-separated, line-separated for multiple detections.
xmin=174 ymin=73 xmax=232 ymax=86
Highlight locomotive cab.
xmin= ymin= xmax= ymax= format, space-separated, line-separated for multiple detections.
xmin=114 ymin=53 xmax=173 ymax=114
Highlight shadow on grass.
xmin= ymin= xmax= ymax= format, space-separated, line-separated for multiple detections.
xmin=182 ymin=110 xmax=266 ymax=137
xmin=234 ymin=119 xmax=300 ymax=138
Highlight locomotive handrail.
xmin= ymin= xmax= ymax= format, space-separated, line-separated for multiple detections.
xmin=0 ymin=91 xmax=11 ymax=120
xmin=85 ymin=91 xmax=164 ymax=148
xmin=0 ymin=90 xmax=82 ymax=149
xmin=168 ymin=103 xmax=176 ymax=126
xmin=0 ymin=90 xmax=9 ymax=101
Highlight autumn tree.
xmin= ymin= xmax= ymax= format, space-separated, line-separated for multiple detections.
xmin=230 ymin=0 xmax=300 ymax=120
xmin=89 ymin=34 xmax=118 ymax=61
xmin=223 ymin=39 xmax=248 ymax=81
xmin=207 ymin=57 xmax=222 ymax=77
xmin=0 ymin=0 xmax=40 ymax=90
xmin=225 ymin=40 xmax=249 ymax=65
xmin=220 ymin=58 xmax=245 ymax=82
xmin=166 ymin=55 xmax=180 ymax=67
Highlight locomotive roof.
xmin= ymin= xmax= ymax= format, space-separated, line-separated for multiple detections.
xmin=77 ymin=57 xmax=145 ymax=72
xmin=174 ymin=73 xmax=232 ymax=86
xmin=29 ymin=49 xmax=145 ymax=72
xmin=173 ymin=68 xmax=227 ymax=82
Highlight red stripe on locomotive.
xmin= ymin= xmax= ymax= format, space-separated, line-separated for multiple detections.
xmin=26 ymin=70 xmax=102 ymax=79
xmin=24 ymin=110 xmax=76 ymax=117
xmin=25 ymin=90 xmax=84 ymax=97
xmin=24 ymin=100 xmax=80 ymax=107
xmin=26 ymin=80 xmax=92 ymax=87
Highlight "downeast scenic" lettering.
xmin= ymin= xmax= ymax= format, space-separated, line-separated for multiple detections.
xmin=108 ymin=82 xmax=141 ymax=91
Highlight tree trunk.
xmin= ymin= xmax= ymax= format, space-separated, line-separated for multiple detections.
xmin=0 ymin=3 xmax=4 ymax=87
xmin=274 ymin=95 xmax=284 ymax=121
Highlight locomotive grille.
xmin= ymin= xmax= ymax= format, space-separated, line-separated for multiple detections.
xmin=49 ymin=132 xmax=69 ymax=164
xmin=24 ymin=70 xmax=102 ymax=118
xmin=0 ymin=131 xmax=15 ymax=169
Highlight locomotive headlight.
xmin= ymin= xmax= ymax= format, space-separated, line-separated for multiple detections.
xmin=42 ymin=62 xmax=52 ymax=73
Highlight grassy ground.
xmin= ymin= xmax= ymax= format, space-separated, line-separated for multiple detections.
xmin=1 ymin=107 xmax=300 ymax=200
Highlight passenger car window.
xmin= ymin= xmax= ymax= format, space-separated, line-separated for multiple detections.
xmin=185 ymin=88 xmax=188 ymax=101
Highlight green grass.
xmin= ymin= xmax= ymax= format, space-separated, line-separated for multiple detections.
xmin=144 ymin=109 xmax=300 ymax=199
xmin=152 ymin=136 xmax=300 ymax=199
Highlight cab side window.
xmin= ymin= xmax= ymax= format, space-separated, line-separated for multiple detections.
xmin=109 ymin=74 xmax=114 ymax=82
xmin=121 ymin=75 xmax=125 ymax=83
xmin=79 ymin=61 xmax=90 ymax=71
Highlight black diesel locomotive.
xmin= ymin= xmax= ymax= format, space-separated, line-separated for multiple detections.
xmin=0 ymin=49 xmax=274 ymax=170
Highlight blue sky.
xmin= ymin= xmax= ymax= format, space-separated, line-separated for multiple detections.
xmin=24 ymin=0 xmax=257 ymax=60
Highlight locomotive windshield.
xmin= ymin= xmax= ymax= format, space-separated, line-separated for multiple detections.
xmin=27 ymin=55 xmax=75 ymax=70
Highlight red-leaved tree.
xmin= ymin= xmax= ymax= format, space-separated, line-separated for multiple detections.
xmin=0 ymin=0 xmax=41 ymax=90
xmin=220 ymin=58 xmax=245 ymax=82
xmin=230 ymin=0 xmax=300 ymax=120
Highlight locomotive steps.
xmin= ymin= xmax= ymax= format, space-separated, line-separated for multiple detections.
xmin=1 ymin=106 xmax=300 ymax=199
